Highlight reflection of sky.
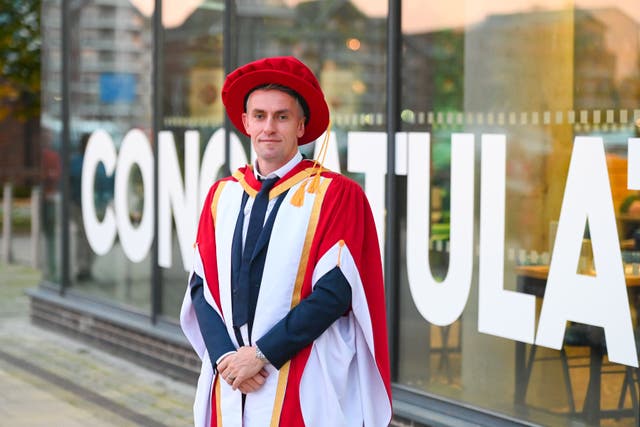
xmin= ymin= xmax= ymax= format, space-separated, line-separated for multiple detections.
xmin=287 ymin=0 xmax=640 ymax=33
xmin=127 ymin=0 xmax=209 ymax=28
xmin=136 ymin=0 xmax=639 ymax=32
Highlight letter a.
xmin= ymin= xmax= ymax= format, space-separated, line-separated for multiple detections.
xmin=535 ymin=137 xmax=637 ymax=367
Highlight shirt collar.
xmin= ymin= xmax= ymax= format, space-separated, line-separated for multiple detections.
xmin=254 ymin=151 xmax=303 ymax=180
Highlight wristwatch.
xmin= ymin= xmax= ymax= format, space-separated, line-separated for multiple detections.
xmin=255 ymin=346 xmax=269 ymax=364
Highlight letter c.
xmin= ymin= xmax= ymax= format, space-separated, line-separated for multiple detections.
xmin=82 ymin=130 xmax=118 ymax=255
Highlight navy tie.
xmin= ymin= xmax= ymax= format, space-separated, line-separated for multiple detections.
xmin=233 ymin=176 xmax=278 ymax=328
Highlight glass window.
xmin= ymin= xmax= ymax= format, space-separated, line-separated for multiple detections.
xmin=67 ymin=2 xmax=153 ymax=310
xmin=399 ymin=0 xmax=640 ymax=425
xmin=233 ymin=0 xmax=388 ymax=196
xmin=159 ymin=1 xmax=226 ymax=319
xmin=156 ymin=0 xmax=388 ymax=321
xmin=41 ymin=0 xmax=63 ymax=285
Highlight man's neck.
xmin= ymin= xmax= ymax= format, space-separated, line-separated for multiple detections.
xmin=254 ymin=152 xmax=303 ymax=179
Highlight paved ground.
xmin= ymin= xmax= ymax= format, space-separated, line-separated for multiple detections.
xmin=0 ymin=262 xmax=196 ymax=427
xmin=2 ymin=231 xmax=32 ymax=266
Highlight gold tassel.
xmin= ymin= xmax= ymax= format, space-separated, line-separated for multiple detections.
xmin=290 ymin=179 xmax=308 ymax=207
xmin=337 ymin=239 xmax=345 ymax=267
xmin=292 ymin=120 xmax=332 ymax=206
xmin=307 ymin=120 xmax=332 ymax=194
xmin=307 ymin=171 xmax=322 ymax=193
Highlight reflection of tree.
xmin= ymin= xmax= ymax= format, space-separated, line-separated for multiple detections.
xmin=402 ymin=30 xmax=465 ymax=118
xmin=0 ymin=0 xmax=41 ymax=122
xmin=0 ymin=0 xmax=41 ymax=185
xmin=401 ymin=29 xmax=465 ymax=236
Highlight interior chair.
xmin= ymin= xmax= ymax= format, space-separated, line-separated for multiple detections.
xmin=430 ymin=320 xmax=462 ymax=384
xmin=617 ymin=330 xmax=640 ymax=424
xmin=522 ymin=323 xmax=607 ymax=415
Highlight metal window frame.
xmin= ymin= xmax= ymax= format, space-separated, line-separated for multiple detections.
xmin=384 ymin=2 xmax=539 ymax=425
xmin=151 ymin=0 xmax=163 ymax=324
xmin=386 ymin=0 xmax=401 ymax=382
xmin=60 ymin=0 xmax=70 ymax=295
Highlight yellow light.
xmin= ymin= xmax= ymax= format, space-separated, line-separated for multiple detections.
xmin=346 ymin=38 xmax=361 ymax=51
xmin=401 ymin=109 xmax=415 ymax=123
xmin=351 ymin=80 xmax=366 ymax=95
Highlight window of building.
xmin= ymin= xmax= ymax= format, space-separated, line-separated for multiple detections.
xmin=397 ymin=0 xmax=640 ymax=424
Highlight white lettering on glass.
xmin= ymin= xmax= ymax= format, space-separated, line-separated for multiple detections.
xmin=406 ymin=133 xmax=474 ymax=326
xmin=347 ymin=132 xmax=387 ymax=259
xmin=114 ymin=129 xmax=154 ymax=263
xmin=80 ymin=129 xmax=640 ymax=367
xmin=478 ymin=134 xmax=535 ymax=342
xmin=346 ymin=132 xmax=409 ymax=265
xmin=535 ymin=137 xmax=638 ymax=367
xmin=82 ymin=129 xmax=118 ymax=255
xmin=158 ymin=130 xmax=199 ymax=270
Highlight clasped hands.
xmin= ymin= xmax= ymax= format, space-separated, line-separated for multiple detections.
xmin=217 ymin=345 xmax=269 ymax=393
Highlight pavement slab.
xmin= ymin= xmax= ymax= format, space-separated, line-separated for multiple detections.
xmin=0 ymin=263 xmax=196 ymax=427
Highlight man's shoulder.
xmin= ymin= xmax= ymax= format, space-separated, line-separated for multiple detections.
xmin=208 ymin=174 xmax=240 ymax=189
xmin=320 ymin=170 xmax=362 ymax=192
xmin=213 ymin=164 xmax=251 ymax=187
xmin=201 ymin=171 xmax=245 ymax=203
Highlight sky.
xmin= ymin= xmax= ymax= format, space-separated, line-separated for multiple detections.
xmin=127 ymin=0 xmax=205 ymax=27
xmin=346 ymin=0 xmax=640 ymax=33
xmin=132 ymin=0 xmax=640 ymax=32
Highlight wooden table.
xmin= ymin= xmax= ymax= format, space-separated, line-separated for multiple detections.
xmin=515 ymin=264 xmax=640 ymax=286
xmin=514 ymin=264 xmax=640 ymax=423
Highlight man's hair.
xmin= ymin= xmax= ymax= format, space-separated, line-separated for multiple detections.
xmin=244 ymin=83 xmax=310 ymax=124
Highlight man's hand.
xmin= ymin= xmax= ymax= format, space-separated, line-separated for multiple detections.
xmin=236 ymin=369 xmax=269 ymax=393
xmin=217 ymin=346 xmax=268 ymax=391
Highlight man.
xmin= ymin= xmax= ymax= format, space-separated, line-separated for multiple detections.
xmin=180 ymin=56 xmax=391 ymax=427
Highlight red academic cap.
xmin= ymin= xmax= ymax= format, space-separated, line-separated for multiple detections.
xmin=221 ymin=56 xmax=330 ymax=145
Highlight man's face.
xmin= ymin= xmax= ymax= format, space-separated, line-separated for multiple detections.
xmin=242 ymin=89 xmax=305 ymax=174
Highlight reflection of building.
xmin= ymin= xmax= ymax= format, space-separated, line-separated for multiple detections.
xmin=235 ymin=0 xmax=387 ymax=126
xmin=462 ymin=8 xmax=640 ymax=113
xmin=465 ymin=7 xmax=639 ymax=248
xmin=160 ymin=0 xmax=387 ymax=129
xmin=466 ymin=10 xmax=576 ymax=114
xmin=574 ymin=9 xmax=618 ymax=110
xmin=291 ymin=1 xmax=386 ymax=123
xmin=401 ymin=8 xmax=640 ymax=118
xmin=41 ymin=0 xmax=62 ymax=126
xmin=576 ymin=8 xmax=640 ymax=109
xmin=163 ymin=6 xmax=225 ymax=127
xmin=235 ymin=0 xmax=294 ymax=63
xmin=41 ymin=1 xmax=153 ymax=139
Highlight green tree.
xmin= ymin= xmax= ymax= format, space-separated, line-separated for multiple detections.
xmin=0 ymin=0 xmax=41 ymax=122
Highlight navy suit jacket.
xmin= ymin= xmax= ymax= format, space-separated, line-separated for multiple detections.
xmin=190 ymin=266 xmax=351 ymax=369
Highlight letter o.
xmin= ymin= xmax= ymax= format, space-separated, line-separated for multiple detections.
xmin=114 ymin=129 xmax=154 ymax=263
